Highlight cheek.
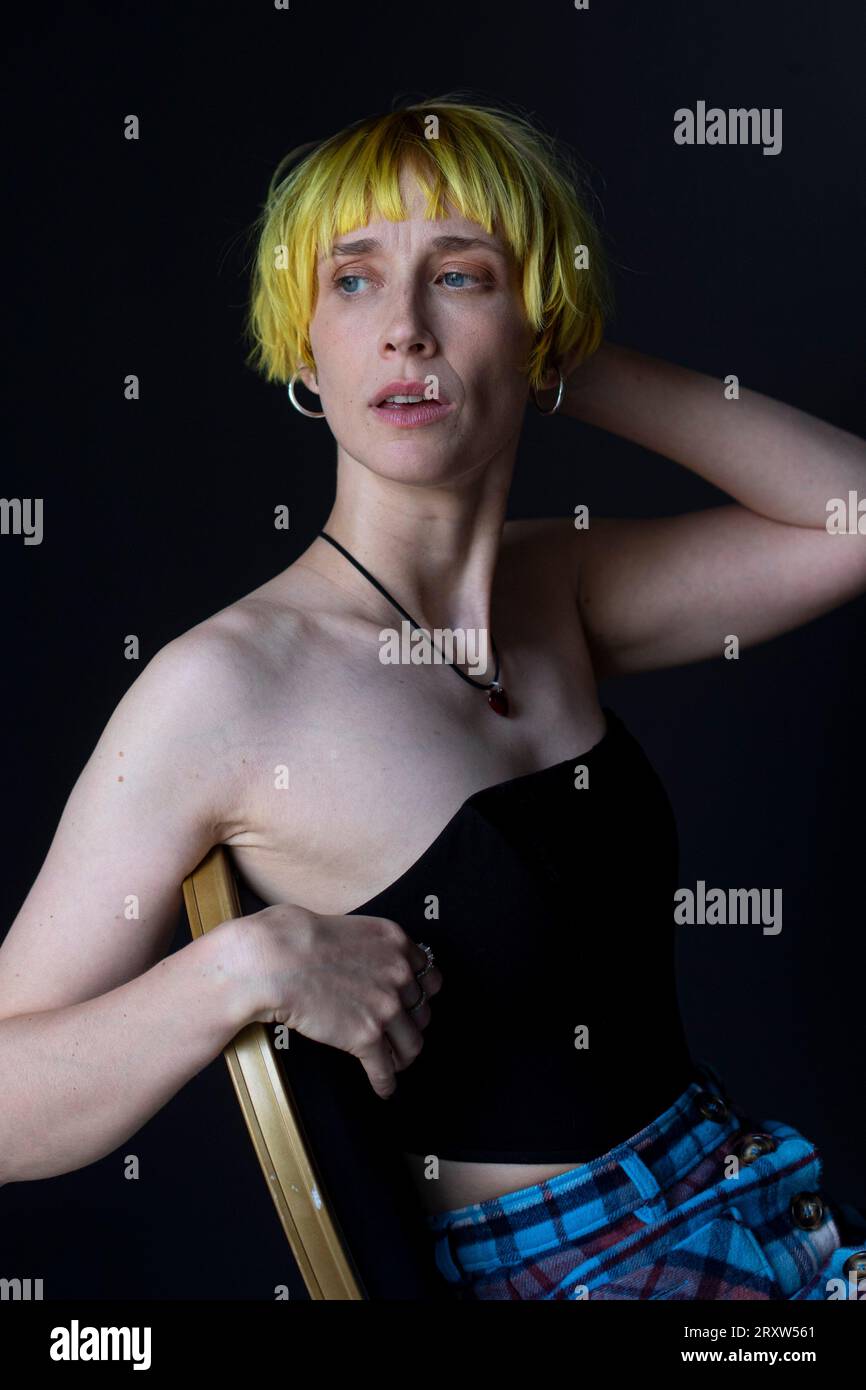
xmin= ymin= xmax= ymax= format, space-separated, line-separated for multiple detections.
xmin=474 ymin=299 xmax=533 ymax=369
xmin=308 ymin=323 xmax=349 ymax=399
xmin=308 ymin=295 xmax=342 ymax=355
xmin=307 ymin=310 xmax=328 ymax=361
xmin=459 ymin=306 xmax=526 ymax=364
xmin=481 ymin=329 xmax=534 ymax=386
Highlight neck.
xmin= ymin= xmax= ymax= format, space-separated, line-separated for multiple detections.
xmin=314 ymin=444 xmax=515 ymax=640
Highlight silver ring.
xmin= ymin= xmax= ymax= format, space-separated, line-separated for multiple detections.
xmin=531 ymin=366 xmax=565 ymax=415
xmin=408 ymin=982 xmax=428 ymax=1014
xmin=287 ymin=368 xmax=326 ymax=418
xmin=415 ymin=942 xmax=436 ymax=979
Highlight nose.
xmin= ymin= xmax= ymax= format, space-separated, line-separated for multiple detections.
xmin=377 ymin=281 xmax=438 ymax=361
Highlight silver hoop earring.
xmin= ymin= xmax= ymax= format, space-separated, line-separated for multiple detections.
xmin=531 ymin=367 xmax=565 ymax=416
xmin=287 ymin=369 xmax=326 ymax=418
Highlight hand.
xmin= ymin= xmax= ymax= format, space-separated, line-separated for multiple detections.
xmin=233 ymin=903 xmax=443 ymax=1099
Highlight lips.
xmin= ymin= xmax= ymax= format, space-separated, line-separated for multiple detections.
xmin=370 ymin=379 xmax=450 ymax=407
xmin=369 ymin=396 xmax=455 ymax=429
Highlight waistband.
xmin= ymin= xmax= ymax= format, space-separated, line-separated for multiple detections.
xmin=425 ymin=1059 xmax=742 ymax=1283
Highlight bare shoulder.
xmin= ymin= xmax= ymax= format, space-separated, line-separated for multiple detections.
xmin=169 ymin=557 xmax=335 ymax=683
xmin=142 ymin=591 xmax=317 ymax=835
xmin=168 ymin=590 xmax=308 ymax=683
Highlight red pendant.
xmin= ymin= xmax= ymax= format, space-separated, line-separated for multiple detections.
xmin=488 ymin=685 xmax=509 ymax=716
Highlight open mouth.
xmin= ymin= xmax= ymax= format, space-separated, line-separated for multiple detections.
xmin=379 ymin=394 xmax=427 ymax=408
xmin=370 ymin=396 xmax=454 ymax=427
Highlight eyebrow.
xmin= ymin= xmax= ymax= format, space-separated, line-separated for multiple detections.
xmin=324 ymin=234 xmax=507 ymax=261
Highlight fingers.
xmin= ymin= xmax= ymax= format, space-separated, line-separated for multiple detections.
xmin=386 ymin=1001 xmax=427 ymax=1071
xmin=358 ymin=1037 xmax=400 ymax=1099
xmin=357 ymin=983 xmax=429 ymax=1098
xmin=358 ymin=933 xmax=444 ymax=1098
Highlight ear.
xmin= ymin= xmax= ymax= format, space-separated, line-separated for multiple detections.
xmin=296 ymin=364 xmax=320 ymax=395
xmin=537 ymin=361 xmax=561 ymax=393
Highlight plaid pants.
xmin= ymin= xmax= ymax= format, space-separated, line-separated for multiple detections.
xmin=425 ymin=1061 xmax=866 ymax=1300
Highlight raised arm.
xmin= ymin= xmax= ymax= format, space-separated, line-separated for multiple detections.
xmin=533 ymin=341 xmax=866 ymax=677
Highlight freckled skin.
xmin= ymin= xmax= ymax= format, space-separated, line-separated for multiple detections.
xmin=298 ymin=168 xmax=541 ymax=494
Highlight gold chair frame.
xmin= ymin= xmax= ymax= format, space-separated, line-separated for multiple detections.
xmin=182 ymin=844 xmax=366 ymax=1300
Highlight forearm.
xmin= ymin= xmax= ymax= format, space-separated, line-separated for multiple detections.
xmin=0 ymin=922 xmax=251 ymax=1182
xmin=563 ymin=341 xmax=866 ymax=529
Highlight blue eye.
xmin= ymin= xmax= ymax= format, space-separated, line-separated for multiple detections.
xmin=333 ymin=268 xmax=484 ymax=298
xmin=440 ymin=270 xmax=479 ymax=288
xmin=335 ymin=274 xmax=369 ymax=296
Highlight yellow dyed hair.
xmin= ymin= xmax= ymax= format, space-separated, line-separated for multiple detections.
xmin=243 ymin=92 xmax=615 ymax=393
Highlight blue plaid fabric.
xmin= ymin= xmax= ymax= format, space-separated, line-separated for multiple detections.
xmin=425 ymin=1061 xmax=866 ymax=1300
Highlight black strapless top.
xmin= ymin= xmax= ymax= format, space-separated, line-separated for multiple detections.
xmin=238 ymin=706 xmax=696 ymax=1164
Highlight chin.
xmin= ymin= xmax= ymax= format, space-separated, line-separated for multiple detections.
xmin=357 ymin=450 xmax=471 ymax=487
xmin=338 ymin=427 xmax=467 ymax=483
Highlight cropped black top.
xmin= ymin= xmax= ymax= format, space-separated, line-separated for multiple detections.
xmin=237 ymin=706 xmax=697 ymax=1164
xmin=352 ymin=706 xmax=695 ymax=1160
xmin=342 ymin=706 xmax=696 ymax=1160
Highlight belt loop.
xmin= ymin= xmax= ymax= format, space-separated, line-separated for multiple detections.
xmin=619 ymin=1151 xmax=662 ymax=1204
xmin=619 ymin=1150 xmax=666 ymax=1223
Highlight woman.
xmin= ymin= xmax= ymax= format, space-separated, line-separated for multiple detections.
xmin=1 ymin=95 xmax=864 ymax=1301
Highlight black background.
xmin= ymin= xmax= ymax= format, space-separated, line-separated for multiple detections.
xmin=2 ymin=1 xmax=863 ymax=1298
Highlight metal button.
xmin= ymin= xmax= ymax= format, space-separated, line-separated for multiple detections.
xmin=841 ymin=1249 xmax=866 ymax=1281
xmin=790 ymin=1191 xmax=825 ymax=1230
xmin=736 ymin=1132 xmax=777 ymax=1164
xmin=696 ymin=1089 xmax=729 ymax=1122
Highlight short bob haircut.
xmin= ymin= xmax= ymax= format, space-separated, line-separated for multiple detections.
xmin=243 ymin=92 xmax=615 ymax=394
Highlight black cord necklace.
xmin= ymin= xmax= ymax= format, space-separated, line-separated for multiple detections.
xmin=317 ymin=530 xmax=510 ymax=716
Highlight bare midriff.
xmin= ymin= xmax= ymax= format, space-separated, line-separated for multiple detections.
xmin=402 ymin=1150 xmax=586 ymax=1214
